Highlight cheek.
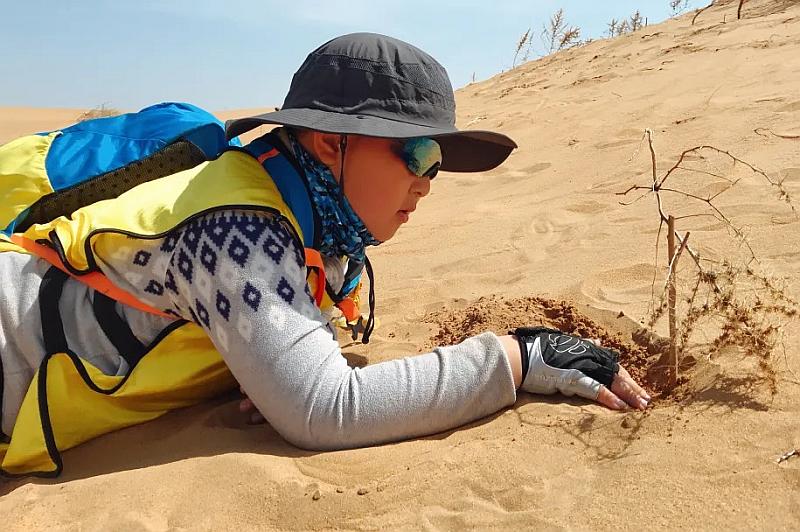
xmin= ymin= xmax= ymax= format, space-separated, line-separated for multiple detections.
xmin=347 ymin=178 xmax=403 ymax=239
xmin=344 ymin=153 xmax=409 ymax=240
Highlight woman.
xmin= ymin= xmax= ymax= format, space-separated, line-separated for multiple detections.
xmin=0 ymin=33 xmax=648 ymax=476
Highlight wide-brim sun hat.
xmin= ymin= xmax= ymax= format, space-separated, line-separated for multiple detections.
xmin=225 ymin=32 xmax=517 ymax=173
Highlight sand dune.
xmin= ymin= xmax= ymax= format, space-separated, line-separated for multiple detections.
xmin=2 ymin=0 xmax=800 ymax=528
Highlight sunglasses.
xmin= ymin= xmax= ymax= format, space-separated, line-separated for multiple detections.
xmin=400 ymin=138 xmax=442 ymax=179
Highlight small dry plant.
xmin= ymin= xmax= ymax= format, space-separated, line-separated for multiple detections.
xmin=541 ymin=8 xmax=582 ymax=54
xmin=76 ymin=103 xmax=121 ymax=122
xmin=670 ymin=0 xmax=692 ymax=16
xmin=513 ymin=28 xmax=532 ymax=68
xmin=617 ymin=130 xmax=798 ymax=389
xmin=512 ymin=9 xmax=584 ymax=67
xmin=692 ymin=1 xmax=747 ymax=24
xmin=607 ymin=10 xmax=647 ymax=37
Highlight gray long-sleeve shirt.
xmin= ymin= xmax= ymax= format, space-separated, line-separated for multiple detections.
xmin=0 ymin=209 xmax=517 ymax=448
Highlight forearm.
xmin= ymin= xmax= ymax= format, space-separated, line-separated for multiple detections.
xmin=236 ymin=329 xmax=518 ymax=450
xmin=498 ymin=334 xmax=523 ymax=388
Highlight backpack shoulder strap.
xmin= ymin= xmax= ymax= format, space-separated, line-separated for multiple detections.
xmin=229 ymin=134 xmax=370 ymax=335
xmin=232 ymin=133 xmax=318 ymax=249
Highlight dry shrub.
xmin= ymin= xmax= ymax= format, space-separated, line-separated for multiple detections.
xmin=670 ymin=0 xmax=691 ymax=16
xmin=542 ymin=8 xmax=582 ymax=54
xmin=76 ymin=104 xmax=121 ymax=122
xmin=607 ymin=10 xmax=647 ymax=37
xmin=618 ymin=130 xmax=799 ymax=390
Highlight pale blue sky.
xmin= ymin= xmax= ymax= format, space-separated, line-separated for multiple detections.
xmin=1 ymin=0 xmax=699 ymax=110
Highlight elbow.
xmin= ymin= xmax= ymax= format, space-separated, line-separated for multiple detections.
xmin=271 ymin=414 xmax=352 ymax=452
xmin=264 ymin=371 xmax=360 ymax=452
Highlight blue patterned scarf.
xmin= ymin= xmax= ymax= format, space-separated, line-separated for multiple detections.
xmin=288 ymin=132 xmax=380 ymax=261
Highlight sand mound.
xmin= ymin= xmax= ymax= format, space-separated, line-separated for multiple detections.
xmin=422 ymin=295 xmax=661 ymax=388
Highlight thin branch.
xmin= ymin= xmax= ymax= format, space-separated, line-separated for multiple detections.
xmin=692 ymin=1 xmax=715 ymax=25
xmin=658 ymin=145 xmax=795 ymax=214
xmin=666 ymin=231 xmax=691 ymax=291
xmin=646 ymin=129 xmax=657 ymax=183
xmin=675 ymin=164 xmax=734 ymax=182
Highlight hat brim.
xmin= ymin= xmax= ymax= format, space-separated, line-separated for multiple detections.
xmin=225 ymin=108 xmax=517 ymax=173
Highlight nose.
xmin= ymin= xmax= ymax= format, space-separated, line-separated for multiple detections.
xmin=411 ymin=176 xmax=431 ymax=198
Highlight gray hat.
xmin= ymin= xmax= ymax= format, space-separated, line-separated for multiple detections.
xmin=225 ymin=32 xmax=517 ymax=172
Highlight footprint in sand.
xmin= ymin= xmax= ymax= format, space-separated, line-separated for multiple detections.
xmin=594 ymin=128 xmax=645 ymax=150
xmin=518 ymin=218 xmax=572 ymax=262
xmin=563 ymin=200 xmax=612 ymax=215
xmin=776 ymin=100 xmax=800 ymax=112
xmin=513 ymin=214 xmax=609 ymax=264
xmin=523 ymin=162 xmax=552 ymax=174
xmin=580 ymin=263 xmax=659 ymax=308
xmin=485 ymin=163 xmax=551 ymax=185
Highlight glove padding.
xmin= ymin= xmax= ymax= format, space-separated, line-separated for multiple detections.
xmin=512 ymin=327 xmax=620 ymax=400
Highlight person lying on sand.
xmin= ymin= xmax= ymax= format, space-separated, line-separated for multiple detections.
xmin=0 ymin=33 xmax=649 ymax=476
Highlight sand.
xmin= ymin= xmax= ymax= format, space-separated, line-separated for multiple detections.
xmin=1 ymin=0 xmax=799 ymax=528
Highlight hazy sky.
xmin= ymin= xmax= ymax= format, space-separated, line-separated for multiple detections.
xmin=2 ymin=0 xmax=701 ymax=110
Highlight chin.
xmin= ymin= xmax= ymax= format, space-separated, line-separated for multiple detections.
xmin=371 ymin=224 xmax=400 ymax=243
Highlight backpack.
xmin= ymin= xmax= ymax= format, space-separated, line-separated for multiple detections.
xmin=0 ymin=101 xmax=237 ymax=236
xmin=0 ymin=101 xmax=372 ymax=340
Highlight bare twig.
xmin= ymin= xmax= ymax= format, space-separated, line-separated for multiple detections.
xmin=657 ymin=144 xmax=795 ymax=214
xmin=666 ymin=216 xmax=679 ymax=386
xmin=738 ymin=0 xmax=746 ymax=20
xmin=692 ymin=1 xmax=715 ymax=25
xmin=777 ymin=449 xmax=797 ymax=463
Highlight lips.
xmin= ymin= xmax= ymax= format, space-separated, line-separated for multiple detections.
xmin=398 ymin=205 xmax=416 ymax=223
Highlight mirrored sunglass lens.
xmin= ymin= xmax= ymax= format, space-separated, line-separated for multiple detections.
xmin=403 ymin=138 xmax=442 ymax=178
xmin=423 ymin=161 xmax=440 ymax=179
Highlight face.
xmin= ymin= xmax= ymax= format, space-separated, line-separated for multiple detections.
xmin=341 ymin=135 xmax=433 ymax=241
xmin=300 ymin=132 xmax=434 ymax=242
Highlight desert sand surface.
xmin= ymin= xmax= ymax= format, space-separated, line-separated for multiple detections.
xmin=1 ymin=0 xmax=799 ymax=529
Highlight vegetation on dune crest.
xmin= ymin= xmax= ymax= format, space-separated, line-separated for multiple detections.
xmin=77 ymin=103 xmax=120 ymax=122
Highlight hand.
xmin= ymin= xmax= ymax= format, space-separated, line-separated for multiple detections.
xmin=239 ymin=387 xmax=266 ymax=424
xmin=512 ymin=327 xmax=651 ymax=411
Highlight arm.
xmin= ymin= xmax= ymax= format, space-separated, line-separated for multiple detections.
xmin=163 ymin=210 xmax=518 ymax=449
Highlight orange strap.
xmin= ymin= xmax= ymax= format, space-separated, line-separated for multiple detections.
xmin=303 ymin=247 xmax=326 ymax=307
xmin=257 ymin=148 xmax=280 ymax=163
xmin=303 ymin=248 xmax=361 ymax=321
xmin=335 ymin=296 xmax=360 ymax=323
xmin=10 ymin=236 xmax=333 ymax=319
xmin=9 ymin=235 xmax=174 ymax=319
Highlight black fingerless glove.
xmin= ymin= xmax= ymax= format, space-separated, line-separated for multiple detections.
xmin=510 ymin=326 xmax=620 ymax=398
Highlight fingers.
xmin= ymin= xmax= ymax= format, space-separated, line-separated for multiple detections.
xmin=239 ymin=397 xmax=255 ymax=412
xmin=239 ymin=396 xmax=267 ymax=424
xmin=596 ymin=385 xmax=629 ymax=410
xmin=249 ymin=411 xmax=266 ymax=424
xmin=617 ymin=365 xmax=651 ymax=401
xmin=611 ymin=370 xmax=650 ymax=411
